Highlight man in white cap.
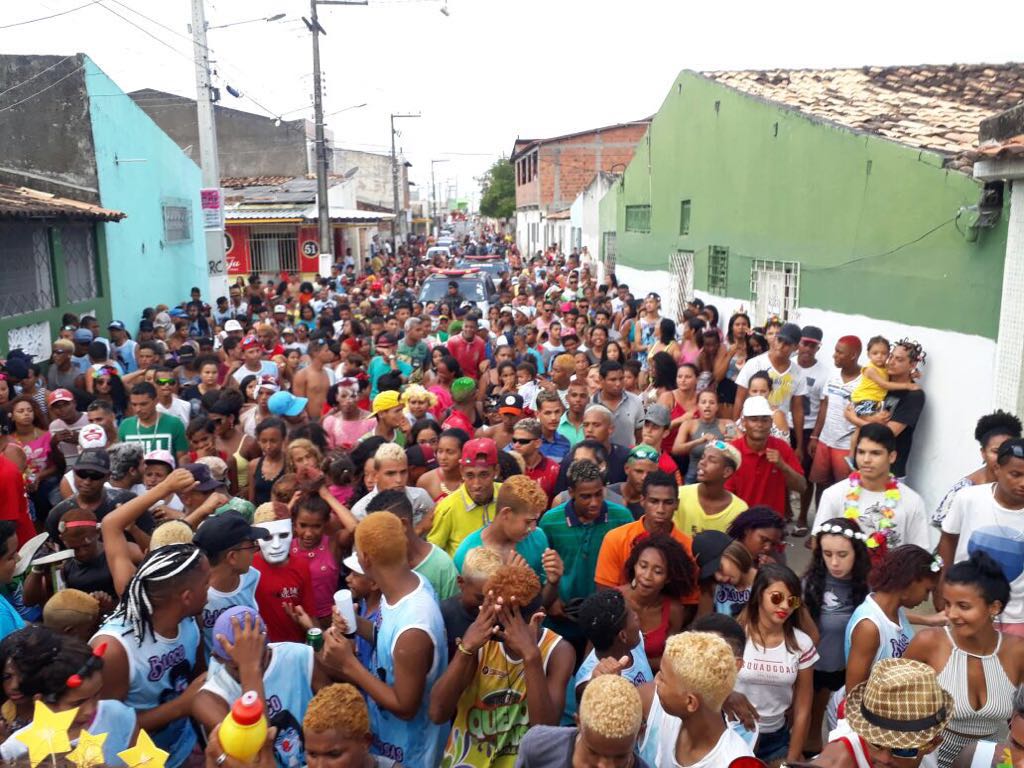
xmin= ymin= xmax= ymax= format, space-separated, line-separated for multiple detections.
xmin=726 ymin=395 xmax=805 ymax=518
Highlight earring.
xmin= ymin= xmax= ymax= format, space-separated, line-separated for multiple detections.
xmin=631 ymin=579 xmax=637 ymax=589
xmin=991 ymin=614 xmax=998 ymax=623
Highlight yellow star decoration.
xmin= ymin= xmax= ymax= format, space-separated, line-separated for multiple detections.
xmin=117 ymin=729 xmax=168 ymax=768
xmin=66 ymin=730 xmax=107 ymax=768
xmin=14 ymin=701 xmax=78 ymax=768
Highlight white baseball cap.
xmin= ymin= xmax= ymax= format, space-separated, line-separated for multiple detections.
xmin=77 ymin=424 xmax=108 ymax=449
xmin=273 ymin=304 xmax=287 ymax=314
xmin=144 ymin=449 xmax=176 ymax=469
xmin=742 ymin=396 xmax=773 ymax=418
xmin=224 ymin=319 xmax=243 ymax=332
xmin=343 ymin=552 xmax=363 ymax=575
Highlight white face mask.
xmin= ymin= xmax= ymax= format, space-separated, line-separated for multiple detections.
xmin=257 ymin=519 xmax=293 ymax=564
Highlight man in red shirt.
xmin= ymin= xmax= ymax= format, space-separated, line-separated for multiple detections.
xmin=511 ymin=418 xmax=560 ymax=504
xmin=446 ymin=315 xmax=486 ymax=381
xmin=726 ymin=396 xmax=806 ymax=518
xmin=251 ymin=513 xmax=316 ymax=642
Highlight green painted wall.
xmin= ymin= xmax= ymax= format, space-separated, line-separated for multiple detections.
xmin=612 ymin=71 xmax=1008 ymax=339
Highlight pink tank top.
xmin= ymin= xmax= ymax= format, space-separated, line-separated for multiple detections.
xmin=290 ymin=535 xmax=339 ymax=618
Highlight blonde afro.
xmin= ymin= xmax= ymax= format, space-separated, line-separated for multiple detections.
xmin=484 ymin=564 xmax=541 ymax=606
xmin=579 ymin=674 xmax=643 ymax=740
xmin=497 ymin=475 xmax=548 ymax=517
xmin=662 ymin=631 xmax=737 ymax=711
xmin=303 ymin=683 xmax=369 ymax=739
xmin=462 ymin=546 xmax=504 ymax=582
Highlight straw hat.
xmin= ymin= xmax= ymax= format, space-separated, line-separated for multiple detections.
xmin=845 ymin=658 xmax=952 ymax=750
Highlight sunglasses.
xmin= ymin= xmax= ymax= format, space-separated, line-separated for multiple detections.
xmin=869 ymin=743 xmax=920 ymax=759
xmin=510 ymin=437 xmax=536 ymax=445
xmin=768 ymin=591 xmax=801 ymax=610
xmin=74 ymin=470 xmax=106 ymax=482
xmin=155 ymin=377 xmax=176 ymax=386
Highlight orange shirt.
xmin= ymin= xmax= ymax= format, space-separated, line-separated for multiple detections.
xmin=593 ymin=519 xmax=699 ymax=604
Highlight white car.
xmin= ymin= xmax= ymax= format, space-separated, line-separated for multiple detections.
xmin=425 ymin=246 xmax=452 ymax=262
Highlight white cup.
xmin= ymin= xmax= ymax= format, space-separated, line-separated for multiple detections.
xmin=333 ymin=589 xmax=357 ymax=636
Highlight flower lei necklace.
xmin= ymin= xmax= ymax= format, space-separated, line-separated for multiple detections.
xmin=843 ymin=471 xmax=900 ymax=553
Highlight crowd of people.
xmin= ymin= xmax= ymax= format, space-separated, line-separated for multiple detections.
xmin=0 ymin=233 xmax=1022 ymax=768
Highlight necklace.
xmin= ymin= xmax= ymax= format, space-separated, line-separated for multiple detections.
xmin=844 ymin=471 xmax=900 ymax=555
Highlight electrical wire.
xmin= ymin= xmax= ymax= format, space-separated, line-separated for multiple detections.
xmin=0 ymin=64 xmax=86 ymax=113
xmin=0 ymin=54 xmax=76 ymax=99
xmin=96 ymin=2 xmax=196 ymax=65
xmin=0 ymin=0 xmax=103 ymax=29
xmin=799 ymin=216 xmax=958 ymax=272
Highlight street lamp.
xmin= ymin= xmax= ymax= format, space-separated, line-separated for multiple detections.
xmin=208 ymin=13 xmax=286 ymax=30
xmin=391 ymin=113 xmax=420 ymax=243
xmin=431 ymin=159 xmax=449 ymax=237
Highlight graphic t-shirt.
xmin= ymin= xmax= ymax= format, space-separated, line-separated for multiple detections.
xmin=735 ymin=629 xmax=818 ymax=733
xmin=943 ymin=483 xmax=1024 ymax=624
xmin=118 ymin=414 xmax=187 ymax=456
xmin=442 ymin=629 xmax=563 ymax=767
xmin=815 ymin=575 xmax=856 ymax=672
xmin=736 ymin=353 xmax=808 ymax=425
xmin=814 ymin=479 xmax=930 ymax=550
xmin=819 ymin=374 xmax=861 ymax=449
xmin=253 ymin=554 xmax=316 ymax=643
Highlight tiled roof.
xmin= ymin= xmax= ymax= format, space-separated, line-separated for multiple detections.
xmin=704 ymin=64 xmax=1024 ymax=168
xmin=221 ymin=176 xmax=293 ymax=189
xmin=0 ymin=184 xmax=125 ymax=222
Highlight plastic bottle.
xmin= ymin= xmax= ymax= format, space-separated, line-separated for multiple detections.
xmin=218 ymin=691 xmax=268 ymax=763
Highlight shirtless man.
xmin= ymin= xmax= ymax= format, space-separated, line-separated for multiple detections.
xmin=292 ymin=337 xmax=337 ymax=420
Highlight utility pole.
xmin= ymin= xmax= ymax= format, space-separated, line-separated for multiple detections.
xmin=430 ymin=158 xmax=448 ymax=238
xmin=390 ymin=112 xmax=420 ymax=245
xmin=190 ymin=0 xmax=227 ymax=298
xmin=306 ymin=0 xmax=366 ymax=273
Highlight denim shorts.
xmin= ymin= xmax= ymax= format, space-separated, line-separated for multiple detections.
xmin=755 ymin=727 xmax=791 ymax=762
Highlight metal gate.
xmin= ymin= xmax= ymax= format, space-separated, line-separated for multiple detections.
xmin=750 ymin=259 xmax=801 ymax=324
xmin=670 ymin=250 xmax=694 ymax=323
xmin=249 ymin=229 xmax=299 ymax=274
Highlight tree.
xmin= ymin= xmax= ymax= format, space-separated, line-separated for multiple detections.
xmin=478 ymin=158 xmax=515 ymax=220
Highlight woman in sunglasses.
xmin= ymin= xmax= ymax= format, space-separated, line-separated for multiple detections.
xmin=735 ymin=563 xmax=818 ymax=765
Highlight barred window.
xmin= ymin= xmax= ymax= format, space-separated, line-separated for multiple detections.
xmin=0 ymin=222 xmax=54 ymax=318
xmin=162 ymin=200 xmax=192 ymax=243
xmin=63 ymin=225 xmax=100 ymax=304
xmin=750 ymin=259 xmax=801 ymax=323
xmin=707 ymin=246 xmax=729 ymax=296
xmin=250 ymin=229 xmax=298 ymax=274
xmin=625 ymin=205 xmax=651 ymax=233
xmin=680 ymin=200 xmax=691 ymax=235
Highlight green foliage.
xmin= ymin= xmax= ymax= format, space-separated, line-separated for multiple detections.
xmin=479 ymin=158 xmax=515 ymax=219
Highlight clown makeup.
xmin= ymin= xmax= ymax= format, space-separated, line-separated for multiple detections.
xmin=257 ymin=518 xmax=293 ymax=564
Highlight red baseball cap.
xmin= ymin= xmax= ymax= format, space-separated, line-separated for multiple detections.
xmin=47 ymin=388 xmax=74 ymax=405
xmin=461 ymin=438 xmax=498 ymax=467
xmin=241 ymin=335 xmax=260 ymax=350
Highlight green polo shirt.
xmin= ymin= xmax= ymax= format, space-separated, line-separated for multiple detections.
xmin=556 ymin=413 xmax=585 ymax=448
xmin=539 ymin=498 xmax=633 ymax=639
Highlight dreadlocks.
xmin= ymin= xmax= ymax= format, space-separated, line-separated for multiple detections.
xmin=112 ymin=543 xmax=205 ymax=645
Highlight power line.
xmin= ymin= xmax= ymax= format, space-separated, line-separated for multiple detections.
xmin=0 ymin=65 xmax=86 ymax=113
xmin=96 ymin=2 xmax=196 ymax=65
xmin=0 ymin=54 xmax=75 ymax=99
xmin=0 ymin=0 xmax=103 ymax=29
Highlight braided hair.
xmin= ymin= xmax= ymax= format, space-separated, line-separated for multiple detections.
xmin=111 ymin=543 xmax=205 ymax=645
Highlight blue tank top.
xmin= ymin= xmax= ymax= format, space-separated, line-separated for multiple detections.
xmin=200 ymin=567 xmax=261 ymax=662
xmin=843 ymin=593 xmax=913 ymax=662
xmin=203 ymin=642 xmax=313 ymax=768
xmin=2 ymin=699 xmax=137 ymax=766
xmin=562 ymin=640 xmax=652 ymax=724
xmin=94 ymin=615 xmax=199 ymax=768
xmin=371 ymin=573 xmax=449 ymax=768
xmin=714 ymin=583 xmax=751 ymax=618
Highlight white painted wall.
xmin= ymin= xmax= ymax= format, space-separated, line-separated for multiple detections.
xmin=613 ymin=264 xmax=996 ymax=517
xmin=516 ymin=209 xmax=543 ymax=257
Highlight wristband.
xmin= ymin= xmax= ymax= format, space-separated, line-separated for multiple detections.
xmin=809 ymin=435 xmax=819 ymax=441
xmin=456 ymin=641 xmax=475 ymax=657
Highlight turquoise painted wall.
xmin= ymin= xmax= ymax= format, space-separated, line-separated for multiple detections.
xmin=85 ymin=58 xmax=205 ymax=328
xmin=612 ymin=71 xmax=1008 ymax=339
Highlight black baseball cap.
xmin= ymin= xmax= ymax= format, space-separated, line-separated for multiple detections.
xmin=183 ymin=463 xmax=221 ymax=492
xmin=193 ymin=511 xmax=270 ymax=557
xmin=692 ymin=530 xmax=733 ymax=581
xmin=75 ymin=448 xmax=111 ymax=475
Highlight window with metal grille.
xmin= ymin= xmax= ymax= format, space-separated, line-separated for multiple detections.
xmin=680 ymin=200 xmax=691 ymax=235
xmin=62 ymin=225 xmax=100 ymax=304
xmin=625 ymin=205 xmax=651 ymax=233
xmin=750 ymin=259 xmax=801 ymax=323
xmin=0 ymin=222 xmax=55 ymax=318
xmin=671 ymin=250 xmax=695 ymax=323
xmin=162 ymin=200 xmax=192 ymax=243
xmin=249 ymin=229 xmax=299 ymax=274
xmin=707 ymin=246 xmax=729 ymax=296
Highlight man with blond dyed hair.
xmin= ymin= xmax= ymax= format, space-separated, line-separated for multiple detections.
xmin=350 ymin=441 xmax=435 ymax=528
xmin=515 ymin=674 xmax=651 ymax=768
xmin=440 ymin=545 xmax=504 ymax=661
xmin=452 ymin=475 xmax=564 ymax=607
xmin=321 ymin=511 xmax=448 ymax=768
xmin=639 ymin=631 xmax=754 ymax=768
xmin=302 ymin=683 xmax=390 ymax=768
